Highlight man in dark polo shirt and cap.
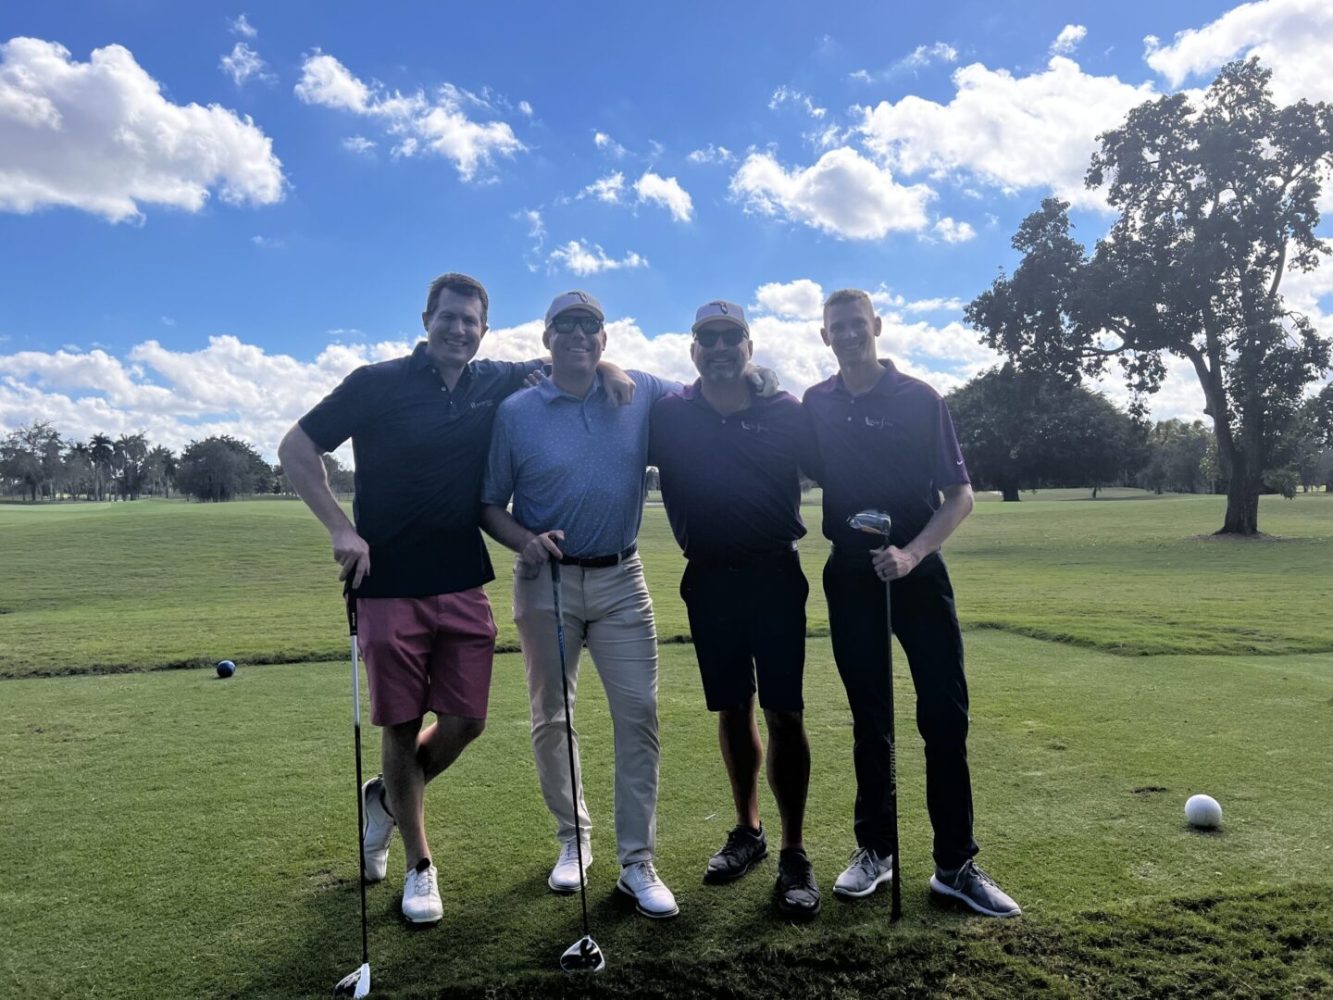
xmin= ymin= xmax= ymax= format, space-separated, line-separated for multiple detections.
xmin=803 ymin=287 xmax=1021 ymax=918
xmin=279 ymin=273 xmax=632 ymax=926
xmin=649 ymin=299 xmax=824 ymax=920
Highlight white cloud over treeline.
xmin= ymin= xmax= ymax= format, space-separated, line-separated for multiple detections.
xmin=4 ymin=278 xmax=1245 ymax=462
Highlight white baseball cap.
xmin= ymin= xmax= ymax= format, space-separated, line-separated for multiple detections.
xmin=545 ymin=290 xmax=605 ymax=326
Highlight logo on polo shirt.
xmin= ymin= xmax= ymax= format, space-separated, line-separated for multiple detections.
xmin=470 ymin=400 xmax=495 ymax=410
xmin=864 ymin=415 xmax=894 ymax=430
xmin=741 ymin=419 xmax=769 ymax=434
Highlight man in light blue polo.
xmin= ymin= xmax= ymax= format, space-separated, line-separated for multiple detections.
xmin=481 ymin=290 xmax=681 ymax=919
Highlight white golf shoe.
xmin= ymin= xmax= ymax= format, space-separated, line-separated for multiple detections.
xmin=617 ymin=860 xmax=680 ymax=919
xmin=361 ymin=774 xmax=396 ymax=883
xmin=401 ymin=860 xmax=443 ymax=924
xmin=548 ymin=837 xmax=592 ymax=893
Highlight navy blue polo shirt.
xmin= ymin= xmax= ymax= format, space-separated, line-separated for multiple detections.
xmin=803 ymin=361 xmax=969 ymax=551
xmin=649 ymin=383 xmax=820 ymax=561
xmin=299 ymin=342 xmax=540 ymax=598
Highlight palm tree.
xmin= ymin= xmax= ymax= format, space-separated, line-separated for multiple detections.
xmin=89 ymin=433 xmax=113 ymax=501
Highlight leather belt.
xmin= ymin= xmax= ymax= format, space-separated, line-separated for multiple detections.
xmin=559 ymin=543 xmax=637 ymax=568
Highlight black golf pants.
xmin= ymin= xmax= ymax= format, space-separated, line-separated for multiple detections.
xmin=823 ymin=549 xmax=978 ymax=870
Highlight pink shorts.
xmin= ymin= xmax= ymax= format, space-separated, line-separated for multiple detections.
xmin=357 ymin=589 xmax=497 ymax=727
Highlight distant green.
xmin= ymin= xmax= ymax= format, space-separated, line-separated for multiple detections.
xmin=1 ymin=491 xmax=1330 ymax=677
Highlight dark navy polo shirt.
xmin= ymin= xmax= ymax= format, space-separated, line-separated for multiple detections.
xmin=802 ymin=361 xmax=969 ymax=552
xmin=649 ymin=382 xmax=820 ymax=561
xmin=299 ymin=342 xmax=540 ymax=598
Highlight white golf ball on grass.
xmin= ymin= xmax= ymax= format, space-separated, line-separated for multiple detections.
xmin=1185 ymin=793 xmax=1223 ymax=829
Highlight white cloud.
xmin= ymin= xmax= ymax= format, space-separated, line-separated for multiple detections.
xmin=898 ymin=42 xmax=959 ymax=71
xmin=753 ymin=279 xmax=825 ymax=320
xmin=594 ymin=130 xmax=628 ymax=158
xmin=547 ymin=239 xmax=648 ymax=276
xmin=848 ymin=69 xmax=875 ymax=84
xmin=293 ymin=52 xmax=370 ymax=112
xmin=341 ymin=135 xmax=375 ymax=154
xmin=250 ymin=234 xmax=282 ymax=248
xmin=858 ymin=57 xmax=1156 ymax=209
xmin=220 ymin=42 xmax=270 ymax=86
xmin=294 ymin=51 xmax=524 ymax=180
xmin=518 ymin=100 xmax=533 ymax=117
xmin=0 ymin=37 xmax=284 ymax=222
xmin=729 ymin=147 xmax=933 ymax=240
xmin=1143 ymin=0 xmax=1333 ymax=103
xmin=686 ymin=144 xmax=735 ymax=165
xmin=1051 ymin=25 xmax=1088 ymax=56
xmin=229 ymin=14 xmax=257 ymax=38
xmin=904 ymin=296 xmax=965 ymax=313
xmin=769 ymin=85 xmax=827 ymax=119
xmin=634 ymin=171 xmax=693 ymax=222
xmin=519 ymin=208 xmax=545 ymax=241
xmin=580 ymin=171 xmax=625 ymax=203
xmin=931 ymin=216 xmax=977 ymax=243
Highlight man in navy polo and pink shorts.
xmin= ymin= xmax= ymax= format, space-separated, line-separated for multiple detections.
xmin=280 ymin=273 xmax=631 ymax=926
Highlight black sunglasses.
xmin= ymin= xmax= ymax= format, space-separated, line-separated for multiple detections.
xmin=694 ymin=327 xmax=748 ymax=348
xmin=551 ymin=315 xmax=604 ymax=336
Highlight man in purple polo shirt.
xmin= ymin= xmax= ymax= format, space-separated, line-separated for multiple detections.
xmin=803 ymin=287 xmax=1021 ymax=918
xmin=649 ymin=300 xmax=823 ymax=920
xmin=280 ymin=273 xmax=632 ymax=927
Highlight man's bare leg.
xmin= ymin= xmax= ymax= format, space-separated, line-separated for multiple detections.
xmin=763 ymin=708 xmax=810 ymax=850
xmin=382 ymin=714 xmax=486 ymax=868
xmin=718 ymin=701 xmax=763 ymax=830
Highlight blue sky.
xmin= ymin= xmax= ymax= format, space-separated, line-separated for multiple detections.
xmin=2 ymin=0 xmax=1331 ymax=458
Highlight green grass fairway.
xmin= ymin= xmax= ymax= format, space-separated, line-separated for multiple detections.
xmin=2 ymin=492 xmax=1331 ymax=677
xmin=3 ymin=636 xmax=1330 ymax=998
xmin=2 ymin=492 xmax=1331 ymax=997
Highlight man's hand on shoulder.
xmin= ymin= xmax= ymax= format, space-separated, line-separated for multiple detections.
xmin=332 ymin=525 xmax=371 ymax=589
xmin=744 ymin=364 xmax=781 ymax=398
xmin=598 ymin=361 xmax=636 ymax=406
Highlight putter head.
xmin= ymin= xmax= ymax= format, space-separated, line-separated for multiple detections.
xmin=847 ymin=509 xmax=893 ymax=538
xmin=332 ymin=962 xmax=370 ymax=998
xmin=560 ymin=935 xmax=606 ymax=974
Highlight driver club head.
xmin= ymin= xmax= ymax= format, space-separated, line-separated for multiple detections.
xmin=332 ymin=962 xmax=370 ymax=998
xmin=560 ymin=935 xmax=607 ymax=974
xmin=847 ymin=509 xmax=893 ymax=538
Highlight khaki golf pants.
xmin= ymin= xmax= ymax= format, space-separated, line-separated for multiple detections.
xmin=513 ymin=554 xmax=660 ymax=866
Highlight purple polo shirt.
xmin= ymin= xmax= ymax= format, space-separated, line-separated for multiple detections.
xmin=649 ymin=383 xmax=820 ymax=561
xmin=802 ymin=361 xmax=969 ymax=551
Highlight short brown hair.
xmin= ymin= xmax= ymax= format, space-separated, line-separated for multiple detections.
xmin=823 ymin=288 xmax=875 ymax=317
xmin=425 ymin=272 xmax=489 ymax=325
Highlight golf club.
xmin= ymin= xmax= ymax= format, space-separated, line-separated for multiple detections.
xmin=333 ymin=581 xmax=371 ymax=998
xmin=550 ymin=561 xmax=606 ymax=974
xmin=846 ymin=510 xmax=903 ymax=922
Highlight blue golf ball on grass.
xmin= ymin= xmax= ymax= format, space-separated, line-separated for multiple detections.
xmin=216 ymin=659 xmax=236 ymax=679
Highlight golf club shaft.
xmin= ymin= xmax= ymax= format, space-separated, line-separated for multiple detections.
xmin=347 ymin=592 xmax=370 ymax=966
xmin=550 ymin=561 xmax=591 ymax=936
xmin=883 ymin=561 xmax=902 ymax=922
